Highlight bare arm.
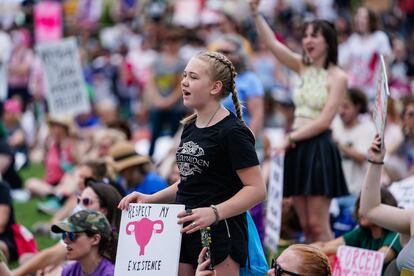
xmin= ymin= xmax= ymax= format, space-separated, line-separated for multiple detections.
xmin=337 ymin=143 xmax=367 ymax=164
xmin=217 ymin=165 xmax=266 ymax=219
xmin=51 ymin=195 xmax=77 ymax=224
xmin=7 ymin=130 xmax=25 ymax=147
xmin=0 ymin=264 xmax=11 ymax=276
xmin=12 ymin=243 xmax=66 ymax=276
xmin=246 ymin=96 xmax=264 ymax=137
xmin=250 ymin=0 xmax=302 ymax=73
xmin=360 ymin=135 xmax=413 ymax=235
xmin=290 ymin=69 xmax=347 ymax=142
xmin=179 ymin=165 xmax=267 ymax=233
xmin=378 ymin=246 xmax=397 ymax=264
xmin=0 ymin=205 xmax=10 ymax=234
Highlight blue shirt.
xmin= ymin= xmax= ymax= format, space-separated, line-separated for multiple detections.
xmin=222 ymin=70 xmax=264 ymax=126
xmin=128 ymin=171 xmax=168 ymax=195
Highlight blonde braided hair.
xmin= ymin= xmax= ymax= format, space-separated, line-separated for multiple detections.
xmin=181 ymin=51 xmax=245 ymax=125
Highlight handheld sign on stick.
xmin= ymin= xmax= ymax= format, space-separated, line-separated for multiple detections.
xmin=372 ymin=55 xmax=390 ymax=150
xmin=115 ymin=203 xmax=185 ymax=276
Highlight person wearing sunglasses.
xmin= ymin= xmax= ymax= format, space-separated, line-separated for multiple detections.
xmin=13 ymin=182 xmax=122 ymax=276
xmin=51 ymin=209 xmax=117 ymax=276
xmin=268 ymin=244 xmax=331 ymax=276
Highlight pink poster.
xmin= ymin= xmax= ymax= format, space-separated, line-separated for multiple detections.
xmin=34 ymin=1 xmax=62 ymax=44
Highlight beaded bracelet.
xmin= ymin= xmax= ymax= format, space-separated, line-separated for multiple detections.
xmin=210 ymin=205 xmax=220 ymax=225
xmin=367 ymin=159 xmax=384 ymax=165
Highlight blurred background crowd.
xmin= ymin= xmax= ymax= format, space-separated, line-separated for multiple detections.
xmin=0 ymin=0 xmax=414 ymax=274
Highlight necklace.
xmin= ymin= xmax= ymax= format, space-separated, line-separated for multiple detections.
xmin=204 ymin=105 xmax=221 ymax=127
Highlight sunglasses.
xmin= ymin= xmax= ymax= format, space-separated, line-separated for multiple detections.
xmin=271 ymin=259 xmax=302 ymax=276
xmin=62 ymin=232 xmax=80 ymax=242
xmin=77 ymin=196 xmax=93 ymax=206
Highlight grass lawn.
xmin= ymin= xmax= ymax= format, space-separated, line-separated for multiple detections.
xmin=14 ymin=163 xmax=56 ymax=252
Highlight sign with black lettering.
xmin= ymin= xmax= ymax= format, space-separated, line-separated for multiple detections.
xmin=37 ymin=37 xmax=91 ymax=117
xmin=264 ymin=153 xmax=284 ymax=252
xmin=115 ymin=203 xmax=185 ymax=276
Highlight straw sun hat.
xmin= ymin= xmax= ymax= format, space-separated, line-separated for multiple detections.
xmin=109 ymin=142 xmax=150 ymax=172
xmin=47 ymin=115 xmax=73 ymax=129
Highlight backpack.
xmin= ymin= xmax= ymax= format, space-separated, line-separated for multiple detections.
xmin=240 ymin=212 xmax=269 ymax=276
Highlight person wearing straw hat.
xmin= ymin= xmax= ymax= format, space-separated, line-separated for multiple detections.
xmin=109 ymin=142 xmax=168 ymax=195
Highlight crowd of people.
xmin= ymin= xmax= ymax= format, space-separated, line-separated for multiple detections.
xmin=0 ymin=0 xmax=414 ymax=275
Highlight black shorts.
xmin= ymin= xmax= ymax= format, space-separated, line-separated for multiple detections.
xmin=180 ymin=213 xmax=247 ymax=268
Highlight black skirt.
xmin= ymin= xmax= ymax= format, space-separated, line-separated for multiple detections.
xmin=283 ymin=130 xmax=348 ymax=198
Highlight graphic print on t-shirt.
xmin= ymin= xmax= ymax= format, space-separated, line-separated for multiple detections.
xmin=176 ymin=141 xmax=209 ymax=180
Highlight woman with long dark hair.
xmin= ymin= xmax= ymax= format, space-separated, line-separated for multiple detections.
xmin=250 ymin=0 xmax=348 ymax=242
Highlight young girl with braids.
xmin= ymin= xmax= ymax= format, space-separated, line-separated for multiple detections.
xmin=119 ymin=51 xmax=266 ymax=276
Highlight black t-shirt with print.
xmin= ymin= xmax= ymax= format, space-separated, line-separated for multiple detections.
xmin=176 ymin=112 xmax=259 ymax=209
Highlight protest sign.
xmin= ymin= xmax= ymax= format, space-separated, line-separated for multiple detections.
xmin=372 ymin=55 xmax=389 ymax=149
xmin=37 ymin=37 xmax=91 ymax=117
xmin=264 ymin=153 xmax=284 ymax=252
xmin=389 ymin=175 xmax=414 ymax=209
xmin=333 ymin=245 xmax=384 ymax=276
xmin=115 ymin=203 xmax=185 ymax=276
xmin=172 ymin=0 xmax=201 ymax=28
xmin=34 ymin=1 xmax=62 ymax=44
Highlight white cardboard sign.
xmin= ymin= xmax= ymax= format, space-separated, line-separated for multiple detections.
xmin=264 ymin=153 xmax=284 ymax=252
xmin=389 ymin=175 xmax=414 ymax=210
xmin=37 ymin=37 xmax=91 ymax=117
xmin=372 ymin=55 xmax=389 ymax=149
xmin=333 ymin=245 xmax=384 ymax=276
xmin=115 ymin=203 xmax=185 ymax=276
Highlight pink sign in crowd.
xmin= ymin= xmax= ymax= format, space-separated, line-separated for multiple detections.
xmin=0 ymin=0 xmax=414 ymax=275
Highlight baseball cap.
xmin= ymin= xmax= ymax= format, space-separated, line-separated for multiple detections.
xmin=51 ymin=209 xmax=112 ymax=238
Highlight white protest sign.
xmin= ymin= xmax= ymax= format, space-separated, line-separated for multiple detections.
xmin=264 ymin=153 xmax=284 ymax=252
xmin=333 ymin=245 xmax=384 ymax=276
xmin=37 ymin=37 xmax=91 ymax=117
xmin=372 ymin=55 xmax=389 ymax=149
xmin=115 ymin=203 xmax=185 ymax=276
xmin=389 ymin=175 xmax=414 ymax=210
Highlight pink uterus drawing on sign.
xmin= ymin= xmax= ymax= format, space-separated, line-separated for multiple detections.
xmin=126 ymin=218 xmax=164 ymax=256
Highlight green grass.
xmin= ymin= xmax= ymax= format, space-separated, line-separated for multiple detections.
xmin=13 ymin=163 xmax=56 ymax=252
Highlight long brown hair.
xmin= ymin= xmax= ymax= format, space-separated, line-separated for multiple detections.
xmin=84 ymin=182 xmax=122 ymax=263
xmin=181 ymin=51 xmax=244 ymax=125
